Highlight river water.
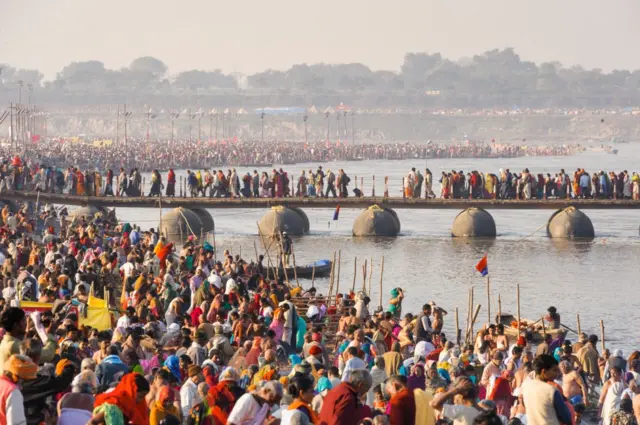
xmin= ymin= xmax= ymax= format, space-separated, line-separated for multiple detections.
xmin=103 ymin=143 xmax=640 ymax=354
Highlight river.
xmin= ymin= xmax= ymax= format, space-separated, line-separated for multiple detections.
xmin=103 ymin=142 xmax=639 ymax=354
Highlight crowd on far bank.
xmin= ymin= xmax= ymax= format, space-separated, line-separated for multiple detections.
xmin=0 ymin=197 xmax=638 ymax=425
xmin=0 ymin=138 xmax=584 ymax=173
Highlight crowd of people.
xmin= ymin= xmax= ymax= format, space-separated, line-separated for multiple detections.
xmin=0 ymin=138 xmax=584 ymax=173
xmin=403 ymin=168 xmax=640 ymax=200
xmin=3 ymin=154 xmax=640 ymax=203
xmin=0 ymin=196 xmax=638 ymax=425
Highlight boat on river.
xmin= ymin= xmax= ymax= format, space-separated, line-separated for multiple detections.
xmin=496 ymin=314 xmax=565 ymax=343
xmin=269 ymin=259 xmax=332 ymax=279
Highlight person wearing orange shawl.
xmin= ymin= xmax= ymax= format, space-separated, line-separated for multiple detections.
xmin=91 ymin=373 xmax=150 ymax=425
xmin=283 ymin=375 xmax=318 ymax=425
xmin=487 ymin=370 xmax=515 ymax=417
xmin=154 ymin=238 xmax=174 ymax=275
xmin=150 ymin=386 xmax=180 ymax=425
xmin=202 ymin=367 xmax=244 ymax=425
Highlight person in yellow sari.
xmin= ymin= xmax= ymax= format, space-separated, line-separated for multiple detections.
xmin=149 ymin=386 xmax=180 ymax=425
xmin=94 ymin=171 xmax=102 ymax=197
xmin=76 ymin=170 xmax=85 ymax=195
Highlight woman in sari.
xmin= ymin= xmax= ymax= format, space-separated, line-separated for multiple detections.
xmin=260 ymin=172 xmax=269 ymax=197
xmin=149 ymin=386 xmax=180 ymax=425
xmin=77 ymin=170 xmax=86 ymax=195
xmin=407 ymin=363 xmax=426 ymax=391
xmin=205 ymin=368 xmax=244 ymax=425
xmin=163 ymin=355 xmax=182 ymax=384
xmin=269 ymin=307 xmax=285 ymax=343
xmin=487 ymin=370 xmax=515 ymax=417
xmin=90 ymin=373 xmax=150 ymax=425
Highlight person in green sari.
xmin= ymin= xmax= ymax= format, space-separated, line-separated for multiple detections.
xmin=388 ymin=288 xmax=405 ymax=318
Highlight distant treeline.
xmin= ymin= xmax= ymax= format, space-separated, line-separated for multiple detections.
xmin=1 ymin=48 xmax=640 ymax=108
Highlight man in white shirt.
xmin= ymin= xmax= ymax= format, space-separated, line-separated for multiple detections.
xmin=228 ymin=381 xmax=283 ymax=425
xmin=431 ymin=377 xmax=481 ymax=425
xmin=180 ymin=365 xmax=203 ymax=418
xmin=342 ymin=346 xmax=367 ymax=383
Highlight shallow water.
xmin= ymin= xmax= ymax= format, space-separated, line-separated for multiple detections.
xmin=101 ymin=143 xmax=640 ymax=354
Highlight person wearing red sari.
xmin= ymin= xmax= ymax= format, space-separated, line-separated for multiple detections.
xmin=91 ymin=373 xmax=150 ymax=425
xmin=487 ymin=370 xmax=515 ymax=417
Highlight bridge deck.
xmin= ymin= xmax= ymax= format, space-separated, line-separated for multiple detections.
xmin=3 ymin=191 xmax=640 ymax=210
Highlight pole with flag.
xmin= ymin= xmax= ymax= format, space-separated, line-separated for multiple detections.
xmin=333 ymin=205 xmax=340 ymax=221
xmin=475 ymin=254 xmax=491 ymax=322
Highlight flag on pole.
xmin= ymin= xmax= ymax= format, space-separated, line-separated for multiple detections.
xmin=333 ymin=205 xmax=340 ymax=221
xmin=475 ymin=255 xmax=488 ymax=276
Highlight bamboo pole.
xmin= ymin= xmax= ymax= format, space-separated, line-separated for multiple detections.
xmin=368 ymin=257 xmax=374 ymax=296
xmin=361 ymin=260 xmax=367 ymax=293
xmin=311 ymin=264 xmax=316 ymax=288
xmin=327 ymin=251 xmax=337 ymax=301
xmin=600 ymin=320 xmax=605 ymax=352
xmin=378 ymin=256 xmax=385 ymax=309
xmin=486 ymin=276 xmax=491 ymax=323
xmin=469 ymin=304 xmax=482 ymax=336
xmin=576 ymin=314 xmax=581 ymax=336
xmin=541 ymin=317 xmax=547 ymax=337
xmin=465 ymin=289 xmax=472 ymax=344
xmin=351 ymin=257 xmax=358 ymax=292
xmin=455 ymin=307 xmax=460 ymax=346
xmin=291 ymin=246 xmax=300 ymax=287
xmin=256 ymin=222 xmax=275 ymax=281
xmin=516 ymin=284 xmax=521 ymax=337
xmin=497 ymin=294 xmax=502 ymax=325
xmin=336 ymin=250 xmax=341 ymax=294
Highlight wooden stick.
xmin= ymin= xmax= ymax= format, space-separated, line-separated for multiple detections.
xmin=486 ymin=275 xmax=491 ymax=323
xmin=291 ymin=247 xmax=300 ymax=287
xmin=516 ymin=284 xmax=521 ymax=337
xmin=378 ymin=256 xmax=385 ymax=309
xmin=311 ymin=264 xmax=316 ymax=288
xmin=361 ymin=260 xmax=368 ymax=293
xmin=368 ymin=257 xmax=374 ymax=296
xmin=465 ymin=288 xmax=472 ymax=344
xmin=576 ymin=314 xmax=581 ymax=336
xmin=256 ymin=222 xmax=275 ymax=281
xmin=276 ymin=230 xmax=290 ymax=287
xmin=497 ymin=294 xmax=502 ymax=325
xmin=541 ymin=317 xmax=546 ymax=337
xmin=600 ymin=320 xmax=606 ymax=352
xmin=327 ymin=251 xmax=337 ymax=300
xmin=253 ymin=240 xmax=259 ymax=264
xmin=455 ymin=307 xmax=460 ymax=346
xmin=351 ymin=257 xmax=358 ymax=292
xmin=469 ymin=304 xmax=482 ymax=338
xmin=336 ymin=250 xmax=341 ymax=294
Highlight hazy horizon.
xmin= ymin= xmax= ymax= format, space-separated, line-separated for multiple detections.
xmin=2 ymin=0 xmax=639 ymax=78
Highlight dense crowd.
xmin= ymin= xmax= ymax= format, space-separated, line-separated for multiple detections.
xmin=0 ymin=139 xmax=583 ymax=173
xmin=2 ymin=153 xmax=640 ymax=202
xmin=0 ymin=191 xmax=637 ymax=425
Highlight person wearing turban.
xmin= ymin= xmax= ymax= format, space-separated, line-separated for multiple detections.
xmin=0 ymin=354 xmax=37 ymax=425
xmin=306 ymin=344 xmax=324 ymax=368
xmin=180 ymin=365 xmax=203 ymax=418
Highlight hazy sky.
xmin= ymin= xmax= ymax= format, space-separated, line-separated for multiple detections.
xmin=2 ymin=0 xmax=639 ymax=78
